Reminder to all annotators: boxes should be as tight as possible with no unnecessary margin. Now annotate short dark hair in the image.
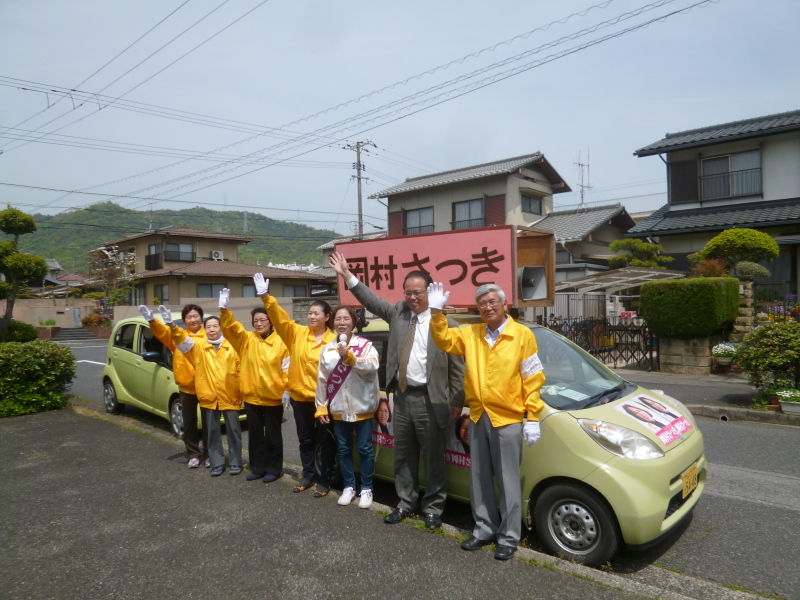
[310,299,333,329]
[181,304,204,321]
[455,414,470,444]
[332,305,358,325]
[203,315,220,326]
[250,307,268,319]
[404,270,432,288]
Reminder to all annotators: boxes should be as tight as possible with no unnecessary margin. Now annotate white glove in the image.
[219,288,230,310]
[253,273,270,296]
[523,421,541,446]
[138,305,154,322]
[426,282,450,311]
[282,391,291,410]
[157,305,173,325]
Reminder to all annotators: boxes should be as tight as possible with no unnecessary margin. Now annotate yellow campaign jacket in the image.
[171,327,242,411]
[149,318,206,395]
[430,314,546,427]
[262,295,335,401]
[220,308,289,406]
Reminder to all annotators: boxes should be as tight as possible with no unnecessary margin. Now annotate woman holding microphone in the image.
[254,273,337,497]
[315,305,380,509]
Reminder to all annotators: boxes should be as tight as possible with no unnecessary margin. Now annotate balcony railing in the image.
[700,167,762,200]
[452,218,485,230]
[144,253,163,271]
[403,225,435,235]
[164,251,196,262]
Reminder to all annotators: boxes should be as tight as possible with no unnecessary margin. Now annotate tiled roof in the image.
[532,204,633,242]
[635,109,800,156]
[137,260,326,280]
[308,266,337,278]
[104,225,253,246]
[370,152,570,197]
[626,198,800,236]
[56,272,87,282]
[46,258,63,271]
[316,231,387,251]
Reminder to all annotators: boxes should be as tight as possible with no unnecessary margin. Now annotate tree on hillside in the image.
[607,239,674,269]
[87,245,139,306]
[0,207,48,342]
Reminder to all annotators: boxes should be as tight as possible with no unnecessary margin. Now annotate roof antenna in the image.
[574,149,592,211]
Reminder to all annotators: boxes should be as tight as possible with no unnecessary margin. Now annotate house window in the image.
[145,244,162,270]
[242,284,256,298]
[153,284,169,304]
[521,194,542,215]
[404,207,434,235]
[165,243,195,262]
[452,199,484,230]
[197,283,225,298]
[701,150,761,200]
[283,285,306,297]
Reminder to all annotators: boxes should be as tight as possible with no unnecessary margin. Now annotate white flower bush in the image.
[712,342,738,357]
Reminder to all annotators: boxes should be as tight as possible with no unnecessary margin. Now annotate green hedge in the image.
[640,277,739,338]
[6,320,38,343]
[0,340,76,417]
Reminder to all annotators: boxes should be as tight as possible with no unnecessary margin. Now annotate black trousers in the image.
[291,399,337,487]
[180,392,208,460]
[244,402,283,477]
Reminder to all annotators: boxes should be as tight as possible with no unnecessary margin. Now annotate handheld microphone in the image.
[338,333,347,347]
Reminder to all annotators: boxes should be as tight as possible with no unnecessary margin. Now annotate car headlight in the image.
[578,419,664,460]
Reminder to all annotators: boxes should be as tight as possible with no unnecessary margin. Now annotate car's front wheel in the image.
[103,380,124,415]
[169,396,184,437]
[534,483,620,567]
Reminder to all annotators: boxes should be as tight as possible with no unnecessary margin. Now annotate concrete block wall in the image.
[659,335,724,375]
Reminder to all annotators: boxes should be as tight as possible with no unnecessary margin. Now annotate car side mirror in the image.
[142,351,162,363]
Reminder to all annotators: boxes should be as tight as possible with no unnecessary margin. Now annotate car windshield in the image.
[531,326,629,411]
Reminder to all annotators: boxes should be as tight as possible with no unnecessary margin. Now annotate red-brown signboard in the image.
[335,226,516,308]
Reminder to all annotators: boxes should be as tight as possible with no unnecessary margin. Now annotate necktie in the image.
[398,315,417,392]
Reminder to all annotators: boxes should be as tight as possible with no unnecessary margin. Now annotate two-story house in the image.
[629,109,800,297]
[100,226,326,305]
[371,152,635,277]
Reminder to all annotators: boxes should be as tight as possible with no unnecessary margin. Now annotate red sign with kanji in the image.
[335,226,516,308]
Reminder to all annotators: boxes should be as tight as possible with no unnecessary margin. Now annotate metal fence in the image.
[537,314,658,371]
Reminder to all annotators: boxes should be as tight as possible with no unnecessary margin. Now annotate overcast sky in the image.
[1,0,798,235]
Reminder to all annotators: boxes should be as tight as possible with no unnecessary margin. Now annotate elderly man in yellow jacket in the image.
[159,305,243,478]
[427,282,545,561]
[218,288,290,483]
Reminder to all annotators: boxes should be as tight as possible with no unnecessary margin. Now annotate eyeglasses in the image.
[404,290,426,298]
[252,318,270,325]
[477,299,502,310]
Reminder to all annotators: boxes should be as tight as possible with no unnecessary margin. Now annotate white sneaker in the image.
[188,458,201,468]
[358,489,373,509]
[204,458,211,468]
[338,487,356,506]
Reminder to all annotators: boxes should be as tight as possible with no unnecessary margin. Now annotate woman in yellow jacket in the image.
[218,288,290,483]
[158,305,243,478]
[138,303,208,468]
[253,273,337,496]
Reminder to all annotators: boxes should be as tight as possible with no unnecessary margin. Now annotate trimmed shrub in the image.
[736,321,800,388]
[6,320,37,343]
[0,340,75,417]
[640,277,739,338]
[697,228,779,268]
[82,292,104,299]
[81,313,105,327]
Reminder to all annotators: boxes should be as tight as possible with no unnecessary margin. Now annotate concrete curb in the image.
[688,404,800,426]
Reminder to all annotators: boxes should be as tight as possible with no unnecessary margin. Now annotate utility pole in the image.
[344,140,376,237]
[574,149,592,208]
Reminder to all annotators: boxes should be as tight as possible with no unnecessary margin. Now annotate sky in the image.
[1,0,798,236]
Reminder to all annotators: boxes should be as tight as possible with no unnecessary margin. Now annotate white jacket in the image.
[314,335,380,422]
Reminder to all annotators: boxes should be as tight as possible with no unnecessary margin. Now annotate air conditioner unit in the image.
[211,250,224,261]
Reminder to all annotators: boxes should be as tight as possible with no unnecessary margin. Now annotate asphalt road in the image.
[62,339,800,599]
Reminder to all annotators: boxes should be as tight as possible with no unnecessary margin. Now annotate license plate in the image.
[681,462,698,499]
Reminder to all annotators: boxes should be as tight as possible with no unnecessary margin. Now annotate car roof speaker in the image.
[518,265,546,301]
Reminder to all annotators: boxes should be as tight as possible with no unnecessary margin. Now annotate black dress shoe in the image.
[460,535,494,551]
[494,545,516,561]
[246,473,265,481]
[262,473,281,483]
[424,513,442,530]
[383,507,410,524]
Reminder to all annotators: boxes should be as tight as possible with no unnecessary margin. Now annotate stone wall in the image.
[660,335,724,375]
[730,280,754,343]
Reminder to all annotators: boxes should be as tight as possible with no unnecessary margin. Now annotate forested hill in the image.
[12,202,340,273]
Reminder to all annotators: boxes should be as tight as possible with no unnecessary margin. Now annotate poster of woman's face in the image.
[613,394,692,445]
[373,396,393,439]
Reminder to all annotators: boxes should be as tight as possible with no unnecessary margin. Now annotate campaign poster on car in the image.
[372,393,394,447]
[446,408,471,469]
[614,395,692,446]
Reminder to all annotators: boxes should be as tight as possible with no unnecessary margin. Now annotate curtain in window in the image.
[730,150,761,196]
[702,157,729,199]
